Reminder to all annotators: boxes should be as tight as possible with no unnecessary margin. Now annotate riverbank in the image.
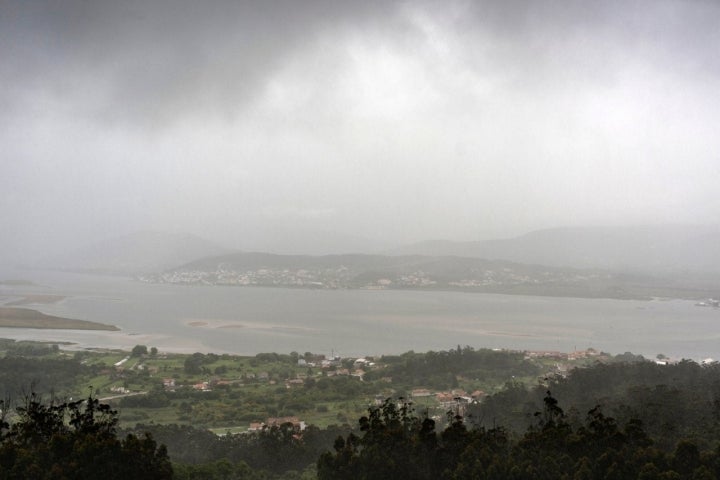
[2,269,719,360]
[3,294,67,306]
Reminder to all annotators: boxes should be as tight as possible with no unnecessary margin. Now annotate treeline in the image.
[0,355,89,399]
[0,338,62,357]
[473,360,720,449]
[8,386,720,479]
[365,346,540,390]
[129,422,347,479]
[8,354,720,478]
[156,358,720,479]
[319,394,720,479]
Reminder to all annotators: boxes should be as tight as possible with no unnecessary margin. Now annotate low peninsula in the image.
[0,307,119,331]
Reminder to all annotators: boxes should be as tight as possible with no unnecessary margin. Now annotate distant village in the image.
[103,346,663,434]
[138,265,605,290]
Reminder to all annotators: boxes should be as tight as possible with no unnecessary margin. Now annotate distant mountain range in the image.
[40,225,720,299]
[390,225,720,274]
[142,250,617,296]
[142,248,718,300]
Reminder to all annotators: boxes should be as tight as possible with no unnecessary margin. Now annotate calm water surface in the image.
[1,270,718,360]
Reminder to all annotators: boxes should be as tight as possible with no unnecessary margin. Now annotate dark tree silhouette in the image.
[0,394,172,479]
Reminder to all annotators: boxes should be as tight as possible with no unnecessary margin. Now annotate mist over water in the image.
[1,271,718,361]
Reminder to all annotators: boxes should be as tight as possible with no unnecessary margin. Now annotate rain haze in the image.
[6,4,720,472]
[2,0,719,265]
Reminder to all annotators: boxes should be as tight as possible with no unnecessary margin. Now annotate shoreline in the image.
[2,270,717,361]
[0,307,119,331]
[3,294,68,306]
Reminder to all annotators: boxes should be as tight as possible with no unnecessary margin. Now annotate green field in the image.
[0,339,602,433]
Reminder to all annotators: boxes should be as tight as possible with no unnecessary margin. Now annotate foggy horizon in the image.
[20,222,720,261]
[3,0,719,264]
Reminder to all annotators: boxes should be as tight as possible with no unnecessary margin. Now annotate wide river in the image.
[1,270,718,360]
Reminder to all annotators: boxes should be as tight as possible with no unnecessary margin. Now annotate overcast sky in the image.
[2,0,719,261]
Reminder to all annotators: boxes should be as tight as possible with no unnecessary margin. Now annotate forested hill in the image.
[142,251,719,300]
[141,358,720,479]
[6,344,720,478]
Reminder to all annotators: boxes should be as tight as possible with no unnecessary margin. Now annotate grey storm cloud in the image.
[1,0,719,263]
[5,0,715,126]
[2,0,401,126]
